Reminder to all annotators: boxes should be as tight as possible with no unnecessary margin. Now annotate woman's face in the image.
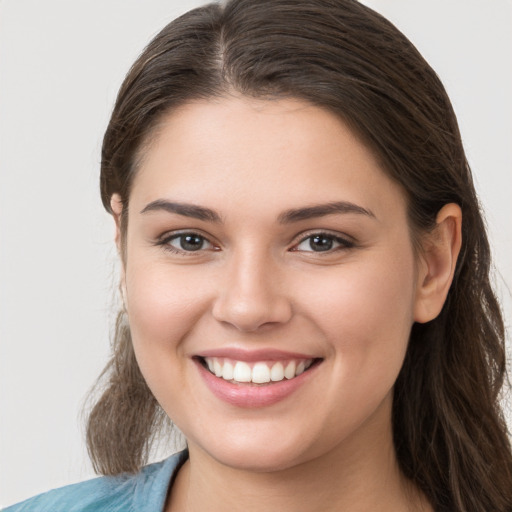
[120,97,425,472]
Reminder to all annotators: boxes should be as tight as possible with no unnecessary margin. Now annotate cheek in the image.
[300,247,417,371]
[123,255,210,363]
[296,250,417,438]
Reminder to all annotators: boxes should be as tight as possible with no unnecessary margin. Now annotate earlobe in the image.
[413,203,462,323]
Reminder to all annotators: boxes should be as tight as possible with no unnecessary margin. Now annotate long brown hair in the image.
[87,1,512,510]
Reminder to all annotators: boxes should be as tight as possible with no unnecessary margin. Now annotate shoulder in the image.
[3,451,188,512]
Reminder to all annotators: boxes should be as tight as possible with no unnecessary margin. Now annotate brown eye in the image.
[308,235,335,252]
[166,233,213,252]
[294,233,353,253]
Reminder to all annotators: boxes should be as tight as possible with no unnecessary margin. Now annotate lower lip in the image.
[195,359,319,408]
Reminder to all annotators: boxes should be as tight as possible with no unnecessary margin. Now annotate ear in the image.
[414,203,462,323]
[110,194,128,308]
[110,193,123,252]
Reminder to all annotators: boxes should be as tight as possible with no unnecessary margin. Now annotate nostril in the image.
[212,291,293,332]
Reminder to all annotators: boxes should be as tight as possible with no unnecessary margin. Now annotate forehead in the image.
[130,97,407,222]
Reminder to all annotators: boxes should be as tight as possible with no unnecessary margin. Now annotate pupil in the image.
[310,235,333,251]
[181,235,203,251]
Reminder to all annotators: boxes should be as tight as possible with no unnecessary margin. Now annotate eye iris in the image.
[180,234,204,251]
[310,235,333,251]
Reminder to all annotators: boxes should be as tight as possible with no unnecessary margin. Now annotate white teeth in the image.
[233,361,252,382]
[284,361,296,379]
[222,361,234,380]
[213,359,223,377]
[252,363,271,383]
[203,357,315,384]
[270,362,284,381]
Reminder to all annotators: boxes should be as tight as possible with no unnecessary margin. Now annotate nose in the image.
[211,250,293,332]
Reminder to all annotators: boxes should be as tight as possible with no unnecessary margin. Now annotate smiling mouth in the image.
[196,356,322,385]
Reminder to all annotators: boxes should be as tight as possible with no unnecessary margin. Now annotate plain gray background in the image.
[1,0,511,506]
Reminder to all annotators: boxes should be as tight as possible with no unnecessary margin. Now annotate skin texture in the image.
[111,97,461,511]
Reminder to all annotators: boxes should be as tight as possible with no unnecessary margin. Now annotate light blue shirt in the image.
[3,450,187,512]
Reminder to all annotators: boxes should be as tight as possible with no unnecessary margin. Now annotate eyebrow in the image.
[277,201,375,223]
[140,199,375,224]
[140,199,222,223]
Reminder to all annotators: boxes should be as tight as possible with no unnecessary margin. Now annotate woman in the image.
[4,0,511,510]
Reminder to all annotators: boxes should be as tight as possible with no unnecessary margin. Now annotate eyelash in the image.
[293,232,355,253]
[156,231,218,255]
[155,231,355,255]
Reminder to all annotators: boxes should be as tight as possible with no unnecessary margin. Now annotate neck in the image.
[166,398,430,512]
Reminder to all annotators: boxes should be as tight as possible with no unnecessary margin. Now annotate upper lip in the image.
[196,348,319,362]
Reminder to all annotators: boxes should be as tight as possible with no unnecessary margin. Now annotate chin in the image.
[216,447,304,473]
[193,430,321,473]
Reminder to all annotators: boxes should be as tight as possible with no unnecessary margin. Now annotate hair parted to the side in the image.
[87,0,512,510]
